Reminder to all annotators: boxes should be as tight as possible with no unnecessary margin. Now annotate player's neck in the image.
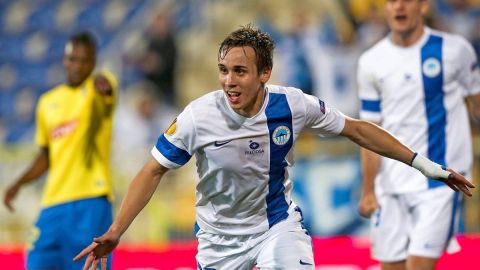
[391,25,424,47]
[235,86,267,118]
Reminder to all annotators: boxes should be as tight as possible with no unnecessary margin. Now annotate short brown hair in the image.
[219,24,275,73]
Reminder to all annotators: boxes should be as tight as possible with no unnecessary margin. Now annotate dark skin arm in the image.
[73,158,169,270]
[3,147,49,212]
[93,74,114,117]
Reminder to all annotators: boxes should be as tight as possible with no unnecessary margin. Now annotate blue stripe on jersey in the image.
[265,93,292,228]
[361,99,381,112]
[421,35,447,188]
[155,134,191,166]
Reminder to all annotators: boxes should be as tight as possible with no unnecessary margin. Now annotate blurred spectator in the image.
[435,0,480,40]
[472,18,480,58]
[276,11,316,95]
[355,3,389,49]
[134,11,178,105]
[113,82,178,172]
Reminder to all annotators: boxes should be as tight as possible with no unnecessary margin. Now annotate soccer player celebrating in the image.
[75,24,473,270]
[3,32,117,270]
[357,0,480,270]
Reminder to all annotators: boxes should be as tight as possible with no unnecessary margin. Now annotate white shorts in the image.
[370,186,461,262]
[196,209,314,270]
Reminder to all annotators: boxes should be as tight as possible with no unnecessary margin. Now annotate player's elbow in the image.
[340,118,366,144]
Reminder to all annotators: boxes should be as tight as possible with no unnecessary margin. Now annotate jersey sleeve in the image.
[303,93,346,137]
[456,37,480,97]
[34,97,48,147]
[357,55,382,122]
[151,105,194,169]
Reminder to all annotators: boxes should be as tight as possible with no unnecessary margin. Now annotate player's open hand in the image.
[358,192,380,218]
[73,231,119,270]
[93,74,113,96]
[442,169,475,197]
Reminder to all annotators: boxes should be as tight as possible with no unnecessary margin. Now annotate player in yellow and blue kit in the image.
[3,32,117,270]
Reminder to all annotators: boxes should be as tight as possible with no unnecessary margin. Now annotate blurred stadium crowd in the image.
[1,0,480,245]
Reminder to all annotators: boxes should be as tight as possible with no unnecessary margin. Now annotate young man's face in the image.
[385,0,428,37]
[218,46,271,117]
[63,42,95,87]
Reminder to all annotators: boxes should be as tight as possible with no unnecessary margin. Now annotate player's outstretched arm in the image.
[341,117,475,196]
[3,148,49,212]
[73,158,169,269]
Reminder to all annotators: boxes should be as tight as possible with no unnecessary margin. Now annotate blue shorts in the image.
[26,196,113,270]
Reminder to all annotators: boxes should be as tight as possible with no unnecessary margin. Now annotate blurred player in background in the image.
[357,0,480,270]
[3,31,117,270]
[75,24,472,270]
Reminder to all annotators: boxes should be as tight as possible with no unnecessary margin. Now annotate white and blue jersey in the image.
[358,27,480,194]
[152,85,345,235]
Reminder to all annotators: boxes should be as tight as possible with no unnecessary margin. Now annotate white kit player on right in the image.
[357,1,480,270]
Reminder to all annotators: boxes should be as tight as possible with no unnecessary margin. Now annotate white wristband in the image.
[411,153,450,179]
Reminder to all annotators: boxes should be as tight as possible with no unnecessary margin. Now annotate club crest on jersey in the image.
[422,57,441,78]
[272,125,291,145]
[165,118,177,135]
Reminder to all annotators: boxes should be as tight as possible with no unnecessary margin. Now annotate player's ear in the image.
[420,0,429,16]
[260,67,272,84]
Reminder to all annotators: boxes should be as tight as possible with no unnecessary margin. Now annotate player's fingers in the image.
[101,256,107,270]
[444,179,459,192]
[82,253,95,270]
[358,204,375,218]
[359,210,373,218]
[448,170,475,188]
[91,257,100,270]
[457,184,472,197]
[74,242,98,261]
[93,235,111,244]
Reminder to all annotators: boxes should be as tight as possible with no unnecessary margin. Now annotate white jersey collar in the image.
[223,86,270,125]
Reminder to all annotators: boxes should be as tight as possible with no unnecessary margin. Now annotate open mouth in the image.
[226,91,241,104]
[395,15,407,23]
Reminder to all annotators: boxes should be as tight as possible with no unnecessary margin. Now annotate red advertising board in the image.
[1,235,478,270]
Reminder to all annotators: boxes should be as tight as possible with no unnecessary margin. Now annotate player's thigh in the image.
[26,207,63,270]
[371,194,410,262]
[196,230,257,270]
[380,261,407,270]
[64,197,113,270]
[406,255,437,270]
[408,187,458,259]
[256,228,314,270]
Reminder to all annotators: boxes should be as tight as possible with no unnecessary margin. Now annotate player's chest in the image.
[374,52,457,100]
[43,93,88,129]
[199,123,293,169]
